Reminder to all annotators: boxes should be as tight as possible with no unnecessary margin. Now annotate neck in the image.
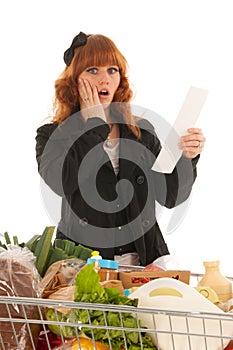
[104,107,111,122]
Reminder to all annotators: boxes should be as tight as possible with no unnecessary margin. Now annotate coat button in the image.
[79,217,88,226]
[136,175,145,184]
[142,219,150,228]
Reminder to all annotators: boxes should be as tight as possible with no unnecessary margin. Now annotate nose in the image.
[99,71,110,85]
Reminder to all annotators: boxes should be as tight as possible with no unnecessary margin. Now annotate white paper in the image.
[152,86,208,173]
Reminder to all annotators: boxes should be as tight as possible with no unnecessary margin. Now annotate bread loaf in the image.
[0,248,42,349]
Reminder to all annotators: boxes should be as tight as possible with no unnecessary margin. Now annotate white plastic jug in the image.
[129,277,233,350]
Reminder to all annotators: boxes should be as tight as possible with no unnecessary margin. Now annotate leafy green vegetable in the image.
[0,230,93,277]
[46,308,76,338]
[46,264,157,349]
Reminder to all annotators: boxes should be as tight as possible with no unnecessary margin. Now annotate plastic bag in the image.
[151,254,183,270]
[0,245,42,349]
[41,258,85,298]
[0,244,42,295]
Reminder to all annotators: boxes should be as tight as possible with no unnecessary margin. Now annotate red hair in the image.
[52,34,140,138]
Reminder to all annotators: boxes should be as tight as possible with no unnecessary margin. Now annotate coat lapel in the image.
[118,124,145,180]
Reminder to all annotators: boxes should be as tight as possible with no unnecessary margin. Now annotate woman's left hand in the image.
[179,128,206,159]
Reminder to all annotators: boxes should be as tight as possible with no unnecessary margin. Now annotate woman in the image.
[35,32,206,266]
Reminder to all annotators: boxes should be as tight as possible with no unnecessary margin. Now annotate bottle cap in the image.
[91,251,102,259]
[87,258,118,270]
[203,260,220,267]
[124,289,131,296]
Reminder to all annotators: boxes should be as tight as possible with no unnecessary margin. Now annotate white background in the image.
[0,0,232,275]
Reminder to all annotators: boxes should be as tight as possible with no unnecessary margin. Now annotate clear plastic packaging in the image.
[0,245,42,298]
[0,245,42,349]
[152,254,183,270]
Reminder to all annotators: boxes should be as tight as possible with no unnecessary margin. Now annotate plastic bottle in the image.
[88,251,102,273]
[197,260,232,302]
[87,253,118,281]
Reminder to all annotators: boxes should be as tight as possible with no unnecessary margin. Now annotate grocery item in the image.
[119,269,190,289]
[198,260,232,302]
[71,337,110,349]
[129,277,233,350]
[87,250,103,273]
[195,286,220,304]
[151,254,182,270]
[0,245,42,349]
[41,258,86,298]
[101,279,124,295]
[36,330,69,350]
[51,337,110,350]
[97,260,118,281]
[0,227,93,277]
[45,264,156,349]
[87,254,118,281]
[144,262,165,271]
[34,226,55,276]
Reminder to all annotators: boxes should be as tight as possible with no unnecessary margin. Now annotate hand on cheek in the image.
[78,79,106,122]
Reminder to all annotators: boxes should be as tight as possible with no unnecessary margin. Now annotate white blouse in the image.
[103,139,120,175]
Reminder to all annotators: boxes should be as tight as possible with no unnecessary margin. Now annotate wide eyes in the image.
[87,67,98,74]
[108,67,119,74]
[86,67,119,75]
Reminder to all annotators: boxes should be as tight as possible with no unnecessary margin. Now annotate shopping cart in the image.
[1,291,233,350]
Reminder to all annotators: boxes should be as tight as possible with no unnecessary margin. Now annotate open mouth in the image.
[98,89,109,96]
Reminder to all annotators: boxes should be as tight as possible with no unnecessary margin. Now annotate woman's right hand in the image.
[78,78,106,122]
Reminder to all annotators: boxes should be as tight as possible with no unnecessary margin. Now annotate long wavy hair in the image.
[51,34,140,138]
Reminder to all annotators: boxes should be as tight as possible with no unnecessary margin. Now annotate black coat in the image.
[35,113,199,265]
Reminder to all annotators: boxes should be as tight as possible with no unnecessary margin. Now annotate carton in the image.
[119,270,190,289]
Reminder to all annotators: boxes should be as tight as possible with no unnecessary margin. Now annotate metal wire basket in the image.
[1,294,233,350]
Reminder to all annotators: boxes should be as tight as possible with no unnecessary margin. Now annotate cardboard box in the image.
[119,270,190,289]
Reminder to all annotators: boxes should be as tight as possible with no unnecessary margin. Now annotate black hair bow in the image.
[63,31,88,66]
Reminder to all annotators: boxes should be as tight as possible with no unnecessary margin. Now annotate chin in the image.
[101,101,111,109]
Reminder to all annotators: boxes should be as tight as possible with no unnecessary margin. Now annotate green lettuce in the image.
[46,263,157,349]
